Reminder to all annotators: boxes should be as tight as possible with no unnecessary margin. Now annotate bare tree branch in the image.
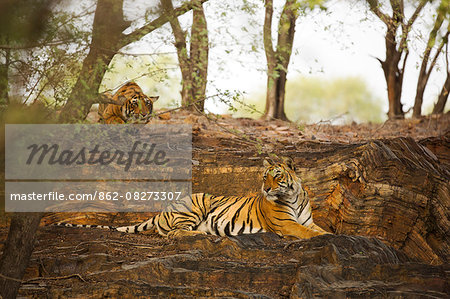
[366,0,390,25]
[399,0,427,52]
[160,0,190,77]
[95,92,127,105]
[119,0,209,49]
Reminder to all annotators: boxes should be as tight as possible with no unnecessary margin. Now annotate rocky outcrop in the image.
[193,137,449,265]
[29,134,449,297]
[19,229,448,298]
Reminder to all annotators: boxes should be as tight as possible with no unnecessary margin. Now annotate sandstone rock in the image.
[19,229,449,298]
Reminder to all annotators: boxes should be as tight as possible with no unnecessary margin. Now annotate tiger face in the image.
[99,82,159,124]
[121,93,158,124]
[262,158,301,201]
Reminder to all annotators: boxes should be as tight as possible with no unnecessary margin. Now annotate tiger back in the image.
[98,82,159,124]
[116,158,329,239]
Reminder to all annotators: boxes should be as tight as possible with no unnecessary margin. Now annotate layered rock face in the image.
[19,229,448,298]
[27,135,448,297]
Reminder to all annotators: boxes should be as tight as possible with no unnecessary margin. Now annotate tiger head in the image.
[122,94,159,124]
[262,157,302,201]
[116,82,159,124]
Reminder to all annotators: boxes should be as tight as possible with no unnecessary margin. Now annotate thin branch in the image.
[427,33,448,79]
[0,273,23,283]
[74,240,159,250]
[115,51,176,57]
[96,92,125,105]
[399,0,427,52]
[152,92,222,117]
[366,0,390,25]
[99,67,178,94]
[25,274,86,283]
[0,40,77,50]
[406,0,428,29]
[160,0,190,77]
[119,0,209,49]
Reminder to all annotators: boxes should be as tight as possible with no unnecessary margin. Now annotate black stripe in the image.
[224,222,231,236]
[238,224,245,235]
[213,223,220,236]
[231,200,246,232]
[273,216,296,222]
[301,214,312,226]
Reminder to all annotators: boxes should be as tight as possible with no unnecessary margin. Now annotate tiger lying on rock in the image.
[56,158,329,239]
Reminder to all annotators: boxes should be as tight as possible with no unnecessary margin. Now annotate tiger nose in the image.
[264,175,273,192]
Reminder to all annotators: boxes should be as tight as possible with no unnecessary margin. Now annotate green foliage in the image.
[0,0,53,44]
[1,1,94,110]
[299,0,327,11]
[285,76,384,123]
[235,76,385,124]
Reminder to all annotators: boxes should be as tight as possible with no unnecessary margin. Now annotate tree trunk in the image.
[0,213,43,299]
[413,2,446,118]
[433,73,449,114]
[188,4,208,112]
[433,27,450,115]
[59,0,209,123]
[262,0,297,121]
[367,0,427,119]
[413,73,427,118]
[59,0,129,123]
[0,47,10,106]
[382,23,405,119]
[162,0,208,113]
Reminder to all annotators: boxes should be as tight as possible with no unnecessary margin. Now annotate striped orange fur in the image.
[117,158,329,239]
[98,82,158,124]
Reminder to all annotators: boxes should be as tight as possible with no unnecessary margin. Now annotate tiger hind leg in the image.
[307,222,330,234]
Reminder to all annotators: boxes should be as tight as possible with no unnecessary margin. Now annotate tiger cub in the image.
[115,158,329,239]
[98,82,159,124]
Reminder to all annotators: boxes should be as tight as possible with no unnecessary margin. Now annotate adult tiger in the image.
[98,82,159,124]
[114,158,329,239]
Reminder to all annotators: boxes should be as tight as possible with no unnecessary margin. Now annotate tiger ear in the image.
[263,159,273,168]
[115,95,127,105]
[149,96,159,102]
[282,157,296,171]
